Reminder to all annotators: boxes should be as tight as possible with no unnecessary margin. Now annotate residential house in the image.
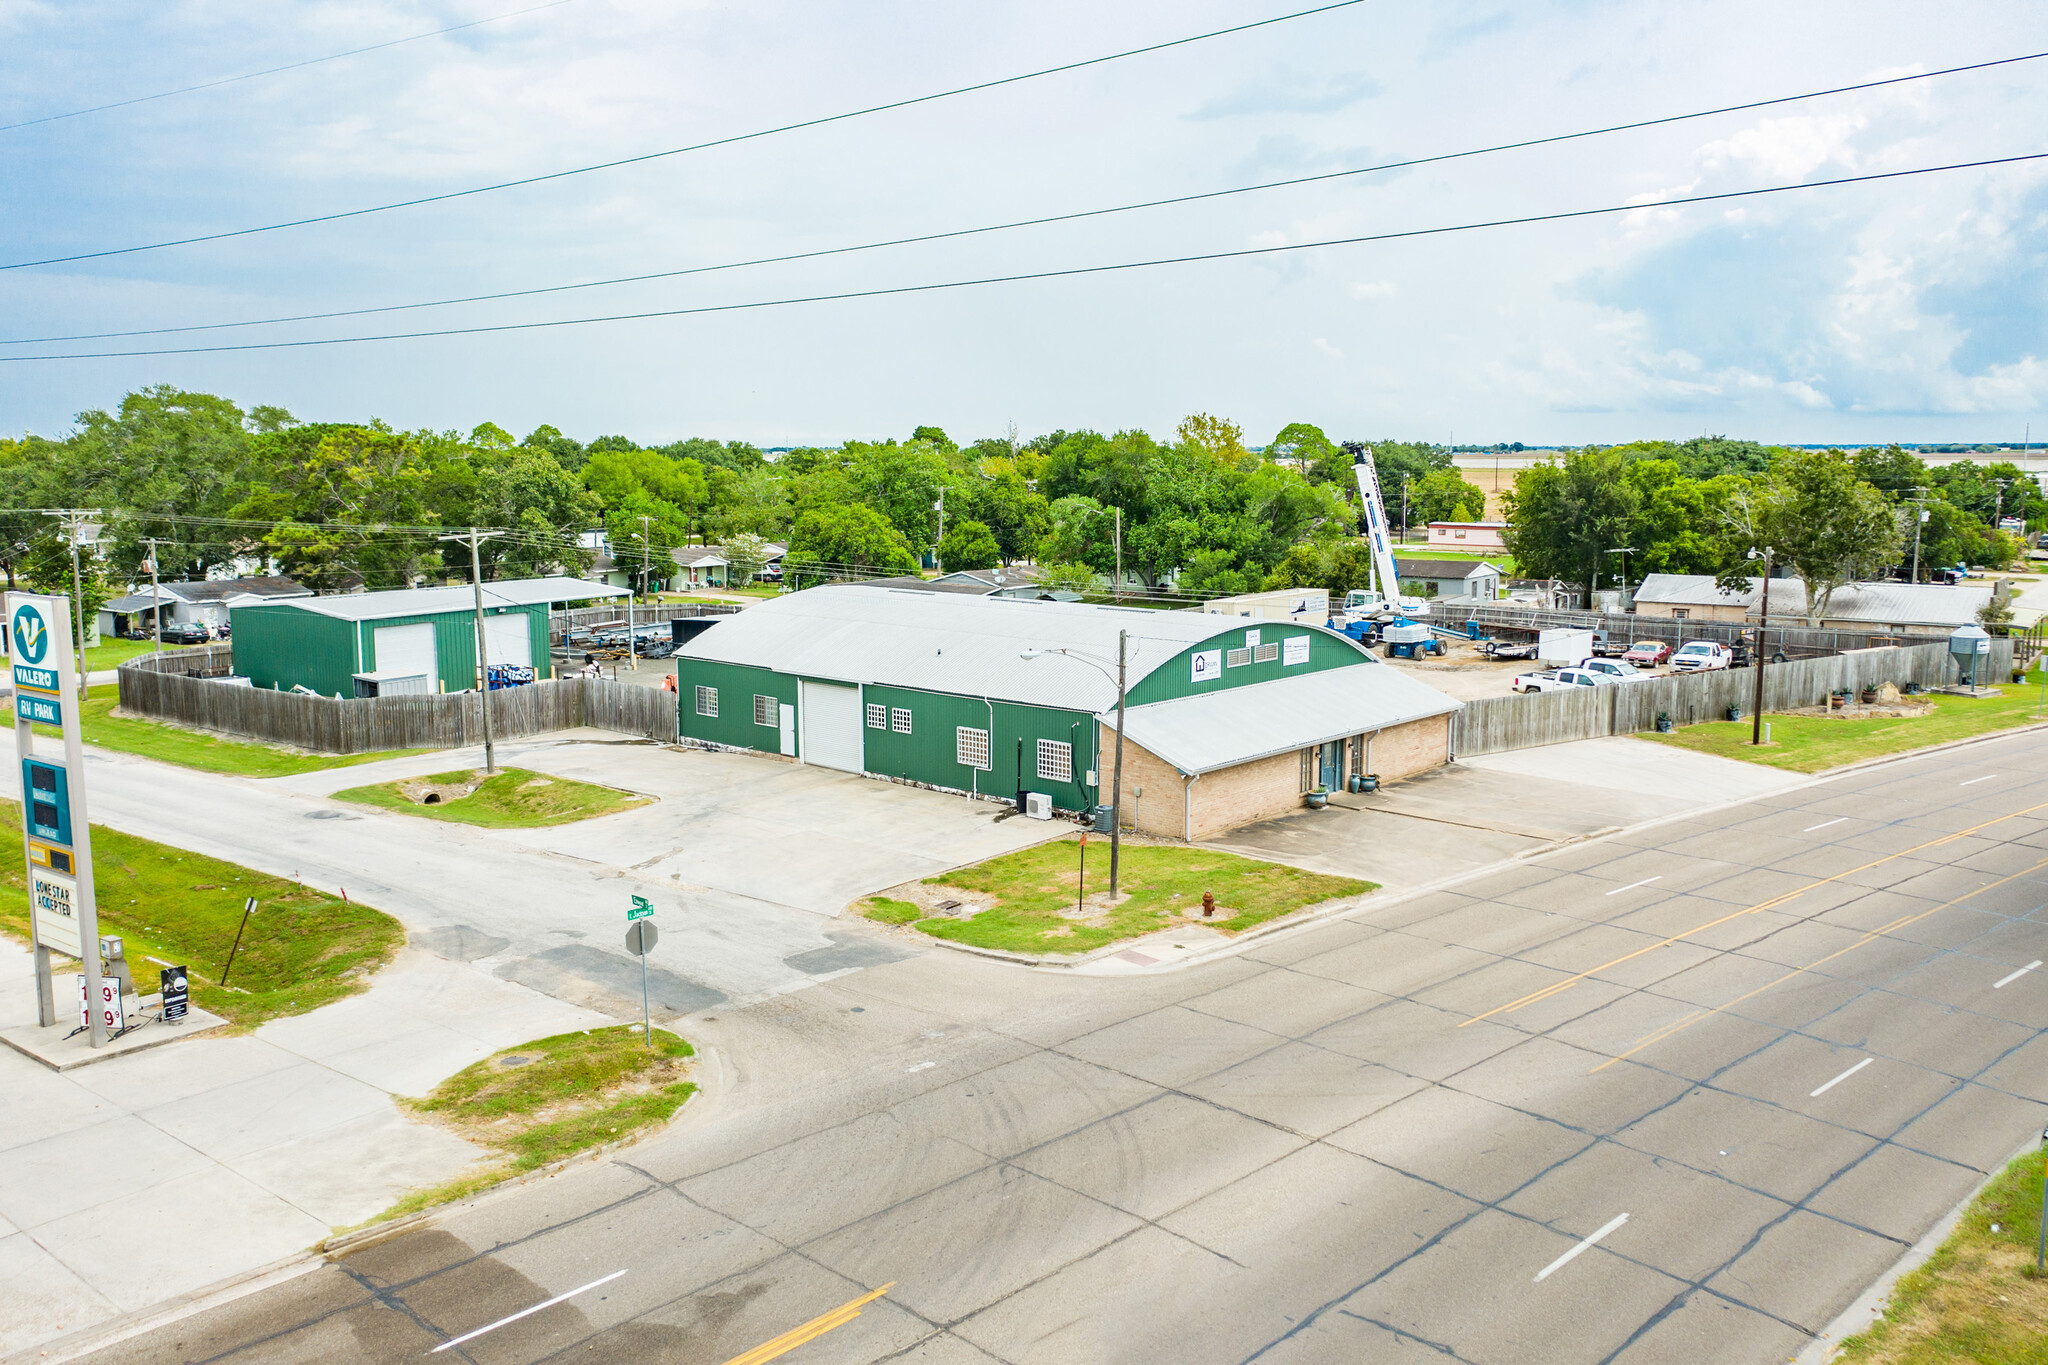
[98,576,312,639]
[1632,573,1992,632]
[1393,559,1503,602]
[1425,521,1509,551]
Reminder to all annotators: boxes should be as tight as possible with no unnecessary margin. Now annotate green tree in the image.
[938,519,1000,572]
[21,534,112,643]
[1267,422,1337,477]
[1501,449,1640,597]
[1176,413,1250,466]
[971,469,1050,564]
[722,531,772,584]
[1409,468,1487,526]
[1726,449,1903,621]
[1851,444,1929,501]
[787,504,919,584]
[1039,495,1116,574]
[1036,562,1101,594]
[603,496,686,595]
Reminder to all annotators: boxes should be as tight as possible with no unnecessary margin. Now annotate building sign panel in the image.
[1190,649,1223,683]
[33,866,82,958]
[15,693,60,725]
[1283,635,1311,667]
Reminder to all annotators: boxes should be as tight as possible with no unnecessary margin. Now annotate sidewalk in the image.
[0,943,609,1356]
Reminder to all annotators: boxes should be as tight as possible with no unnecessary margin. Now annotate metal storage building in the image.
[230,577,626,697]
[674,585,1461,840]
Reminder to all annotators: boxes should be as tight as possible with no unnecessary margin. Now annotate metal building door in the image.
[798,680,863,771]
[778,703,796,756]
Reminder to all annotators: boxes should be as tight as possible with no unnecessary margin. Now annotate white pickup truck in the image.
[1510,665,1616,693]
[1669,640,1733,673]
[1570,657,1648,683]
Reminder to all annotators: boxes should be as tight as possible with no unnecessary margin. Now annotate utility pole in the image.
[634,514,651,672]
[1910,486,1929,582]
[1400,476,1411,545]
[439,528,504,774]
[45,511,101,699]
[1751,547,1773,746]
[934,487,945,567]
[1113,507,1123,603]
[139,537,167,663]
[1111,630,1127,896]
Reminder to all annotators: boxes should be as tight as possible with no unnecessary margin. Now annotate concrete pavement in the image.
[43,725,2048,1364]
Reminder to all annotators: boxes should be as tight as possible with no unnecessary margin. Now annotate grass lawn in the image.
[82,639,207,672]
[36,685,427,778]
[1637,685,2048,773]
[382,1025,695,1220]
[860,837,1373,955]
[1835,1145,2048,1363]
[0,798,403,1029]
[332,766,650,827]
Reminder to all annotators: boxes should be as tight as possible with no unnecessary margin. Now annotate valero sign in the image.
[11,601,59,696]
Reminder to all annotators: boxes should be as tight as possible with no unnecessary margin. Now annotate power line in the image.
[9,152,2038,363]
[11,49,2038,347]
[0,0,579,134]
[0,0,1372,272]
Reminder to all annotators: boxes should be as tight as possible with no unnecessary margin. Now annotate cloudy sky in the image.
[0,0,2043,449]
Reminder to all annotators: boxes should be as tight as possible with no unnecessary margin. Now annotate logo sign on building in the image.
[1190,649,1222,683]
[1283,635,1311,667]
[10,601,58,695]
[160,965,190,1023]
[31,866,81,958]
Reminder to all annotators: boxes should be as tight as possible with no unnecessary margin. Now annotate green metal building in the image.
[674,584,1461,839]
[230,577,625,697]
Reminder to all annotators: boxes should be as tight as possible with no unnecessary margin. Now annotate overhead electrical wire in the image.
[0,0,1373,272]
[7,152,2038,363]
[0,0,580,134]
[9,50,2039,348]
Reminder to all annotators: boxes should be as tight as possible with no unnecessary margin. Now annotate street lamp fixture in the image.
[1020,631,1128,893]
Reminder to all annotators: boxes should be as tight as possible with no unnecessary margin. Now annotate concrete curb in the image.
[1793,1135,2036,1365]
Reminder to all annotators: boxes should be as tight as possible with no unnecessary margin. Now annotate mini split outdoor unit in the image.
[1023,792,1054,821]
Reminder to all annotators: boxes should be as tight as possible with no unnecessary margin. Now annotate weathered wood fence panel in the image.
[582,678,680,743]
[1437,603,1946,660]
[1452,640,2012,758]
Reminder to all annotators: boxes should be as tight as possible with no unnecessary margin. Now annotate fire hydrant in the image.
[1201,891,1216,919]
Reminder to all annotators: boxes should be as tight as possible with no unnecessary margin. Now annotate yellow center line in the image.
[1459,800,2048,1028]
[1589,855,2048,1072]
[719,1283,896,1365]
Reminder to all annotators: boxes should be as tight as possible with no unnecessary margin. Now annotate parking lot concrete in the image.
[56,726,2048,1365]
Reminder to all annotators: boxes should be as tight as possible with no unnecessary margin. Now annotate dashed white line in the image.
[1993,961,2043,989]
[1803,818,1848,833]
[1961,775,1998,786]
[1534,1212,1628,1282]
[1605,877,1662,897]
[431,1270,626,1352]
[1810,1058,1874,1097]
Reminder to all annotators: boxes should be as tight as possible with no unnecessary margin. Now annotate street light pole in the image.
[1910,486,1929,582]
[45,510,101,699]
[1751,547,1773,746]
[439,527,504,774]
[634,514,651,672]
[1111,629,1126,896]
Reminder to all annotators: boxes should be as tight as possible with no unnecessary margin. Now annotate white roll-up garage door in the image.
[799,680,864,772]
[483,613,533,667]
[372,623,437,681]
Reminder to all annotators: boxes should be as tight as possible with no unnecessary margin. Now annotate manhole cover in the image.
[497,1055,535,1068]
[937,900,962,912]
[305,810,345,820]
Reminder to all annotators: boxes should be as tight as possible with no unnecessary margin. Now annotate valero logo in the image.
[11,604,48,665]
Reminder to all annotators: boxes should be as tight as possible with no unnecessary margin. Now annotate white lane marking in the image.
[1534,1212,1628,1282]
[1810,1058,1874,1097]
[1994,961,2043,989]
[432,1270,626,1352]
[906,1061,935,1073]
[1605,877,1662,897]
[1803,818,1848,833]
[1961,775,1997,786]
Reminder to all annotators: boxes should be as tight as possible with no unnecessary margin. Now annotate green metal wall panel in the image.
[859,683,1097,811]
[1125,623,1368,707]
[674,658,799,752]
[356,603,550,693]
[228,604,356,694]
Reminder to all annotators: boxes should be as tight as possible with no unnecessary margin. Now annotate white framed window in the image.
[753,694,776,726]
[1672,608,1690,620]
[695,685,718,717]
[891,707,913,734]
[1226,647,1252,668]
[1036,738,1073,782]
[866,702,887,729]
[957,726,991,771]
[1253,642,1280,663]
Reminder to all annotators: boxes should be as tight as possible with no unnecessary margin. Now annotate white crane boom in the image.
[1351,450,1404,604]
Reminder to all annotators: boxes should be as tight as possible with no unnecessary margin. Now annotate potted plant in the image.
[1304,786,1330,810]
[1655,712,1673,733]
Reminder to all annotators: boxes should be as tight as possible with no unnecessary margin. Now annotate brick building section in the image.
[1102,712,1453,842]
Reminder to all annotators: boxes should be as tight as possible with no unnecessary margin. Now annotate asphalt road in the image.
[64,730,2048,1365]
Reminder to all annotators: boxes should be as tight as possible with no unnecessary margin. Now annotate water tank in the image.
[1948,624,1991,687]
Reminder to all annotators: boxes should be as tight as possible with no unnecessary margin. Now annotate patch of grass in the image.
[372,1026,697,1223]
[1835,1145,2048,1363]
[83,639,205,672]
[0,798,403,1029]
[862,838,1373,956]
[1637,685,2048,773]
[332,767,650,827]
[38,685,428,777]
[863,896,923,925]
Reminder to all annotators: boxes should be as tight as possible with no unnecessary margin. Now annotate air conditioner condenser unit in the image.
[1023,792,1054,820]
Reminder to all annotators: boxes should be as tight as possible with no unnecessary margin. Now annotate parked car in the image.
[157,621,211,645]
[1571,657,1649,683]
[1622,640,1672,668]
[1669,640,1732,673]
[1511,666,1616,693]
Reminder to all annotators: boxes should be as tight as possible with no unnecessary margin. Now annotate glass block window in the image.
[695,685,718,717]
[891,707,913,734]
[1036,738,1073,782]
[1253,642,1280,663]
[957,726,991,771]
[754,694,776,726]
[866,703,887,729]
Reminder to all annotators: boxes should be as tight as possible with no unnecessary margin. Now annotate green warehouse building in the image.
[674,584,1461,841]
[230,577,625,697]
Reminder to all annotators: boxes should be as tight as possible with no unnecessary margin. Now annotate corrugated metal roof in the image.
[1631,573,1762,607]
[675,584,1267,712]
[239,576,627,622]
[1107,663,1461,774]
[1632,573,1988,626]
[1394,558,1499,581]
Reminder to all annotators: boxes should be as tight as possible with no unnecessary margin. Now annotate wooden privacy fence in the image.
[117,666,678,753]
[1437,603,1946,660]
[1452,639,2013,758]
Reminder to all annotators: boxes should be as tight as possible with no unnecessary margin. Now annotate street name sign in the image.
[627,895,654,922]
